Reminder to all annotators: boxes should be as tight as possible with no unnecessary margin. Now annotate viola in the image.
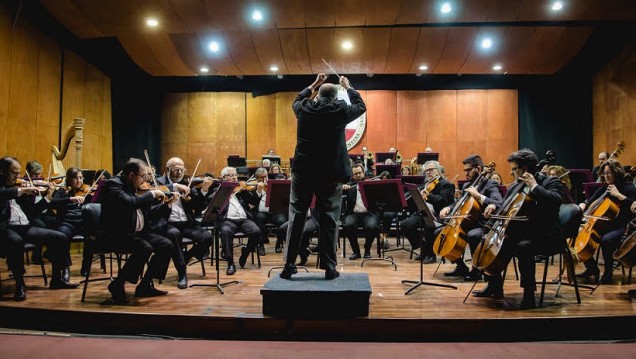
[572,189,620,262]
[473,181,533,276]
[13,178,50,193]
[73,183,95,197]
[433,169,489,262]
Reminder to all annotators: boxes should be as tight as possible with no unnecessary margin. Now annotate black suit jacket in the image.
[99,176,170,235]
[155,174,206,222]
[585,181,636,231]
[426,179,456,215]
[291,87,366,178]
[342,182,378,217]
[1,186,50,230]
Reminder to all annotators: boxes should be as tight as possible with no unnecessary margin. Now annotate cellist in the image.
[576,159,636,284]
[473,149,564,310]
[438,155,503,280]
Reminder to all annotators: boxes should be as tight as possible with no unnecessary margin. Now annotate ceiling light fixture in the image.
[419,65,428,71]
[551,1,564,11]
[146,18,158,27]
[481,38,493,49]
[252,10,263,21]
[199,67,209,73]
[492,64,503,71]
[270,65,279,72]
[209,41,220,53]
[440,2,452,14]
[342,40,353,50]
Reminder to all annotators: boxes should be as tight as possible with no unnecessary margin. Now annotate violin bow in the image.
[187,159,202,188]
[143,149,160,189]
[83,169,106,198]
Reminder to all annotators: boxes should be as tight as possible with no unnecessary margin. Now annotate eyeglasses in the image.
[8,171,20,176]
[224,173,238,178]
[423,168,436,173]
[136,173,150,179]
[463,168,474,173]
[169,167,186,173]
[510,166,520,171]
[602,171,614,176]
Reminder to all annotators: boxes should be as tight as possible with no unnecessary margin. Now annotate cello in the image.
[473,182,532,276]
[433,163,493,262]
[572,190,620,262]
[613,219,636,268]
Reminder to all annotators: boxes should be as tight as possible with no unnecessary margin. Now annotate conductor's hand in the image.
[340,76,351,89]
[311,73,327,90]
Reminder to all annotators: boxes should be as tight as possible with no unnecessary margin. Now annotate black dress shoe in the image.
[239,247,250,268]
[298,248,310,266]
[423,255,437,264]
[600,272,613,284]
[472,284,504,299]
[107,281,128,304]
[14,284,26,301]
[50,278,80,289]
[177,274,188,289]
[62,267,71,283]
[349,252,361,260]
[275,245,283,253]
[226,264,237,275]
[258,244,266,256]
[325,269,340,280]
[444,265,469,277]
[363,251,372,259]
[576,266,600,281]
[519,293,537,310]
[464,268,483,281]
[135,284,168,298]
[280,264,298,279]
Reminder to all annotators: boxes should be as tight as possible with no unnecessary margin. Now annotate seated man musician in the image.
[207,166,261,276]
[437,155,503,280]
[154,157,213,289]
[251,167,288,255]
[0,157,78,301]
[100,158,174,304]
[577,159,636,284]
[400,160,455,263]
[342,163,380,260]
[473,149,564,310]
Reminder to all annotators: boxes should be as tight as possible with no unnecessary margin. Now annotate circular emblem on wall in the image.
[338,87,366,150]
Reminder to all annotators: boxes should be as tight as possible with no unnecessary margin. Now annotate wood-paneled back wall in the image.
[161,89,518,182]
[0,5,112,174]
[593,42,636,168]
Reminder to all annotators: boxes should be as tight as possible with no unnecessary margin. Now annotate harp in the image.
[51,118,85,175]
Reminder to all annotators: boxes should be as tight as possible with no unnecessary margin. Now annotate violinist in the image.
[23,160,56,264]
[399,161,455,263]
[250,167,288,255]
[269,164,286,179]
[205,166,261,276]
[49,167,92,282]
[154,157,213,289]
[576,159,636,284]
[473,149,564,310]
[342,164,380,260]
[438,155,503,280]
[0,156,78,301]
[100,158,174,304]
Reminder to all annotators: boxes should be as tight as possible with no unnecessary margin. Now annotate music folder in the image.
[403,183,435,228]
[265,179,291,214]
[201,181,238,223]
[358,179,406,213]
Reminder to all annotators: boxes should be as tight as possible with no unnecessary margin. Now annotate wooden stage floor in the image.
[1,240,635,342]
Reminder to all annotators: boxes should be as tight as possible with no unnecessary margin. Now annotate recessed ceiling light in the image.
[492,64,503,71]
[419,64,428,71]
[252,10,263,21]
[209,41,220,53]
[481,38,493,49]
[270,65,279,72]
[551,1,564,11]
[199,67,209,73]
[146,18,158,27]
[342,40,353,50]
[440,2,452,14]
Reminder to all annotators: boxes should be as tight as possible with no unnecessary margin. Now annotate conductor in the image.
[280,73,367,280]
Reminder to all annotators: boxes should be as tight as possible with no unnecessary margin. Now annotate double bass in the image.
[433,164,493,262]
[473,182,532,276]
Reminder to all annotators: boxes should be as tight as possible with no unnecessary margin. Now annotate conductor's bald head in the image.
[318,83,338,100]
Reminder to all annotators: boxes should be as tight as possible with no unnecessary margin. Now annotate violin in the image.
[473,180,533,276]
[73,183,95,197]
[13,178,50,194]
[420,176,440,201]
[433,168,489,262]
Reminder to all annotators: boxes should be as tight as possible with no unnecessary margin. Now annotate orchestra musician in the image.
[100,158,174,304]
[438,155,503,280]
[362,146,374,176]
[207,166,261,276]
[399,160,455,263]
[154,157,213,289]
[548,165,575,204]
[342,164,380,260]
[24,160,56,264]
[473,149,564,310]
[0,156,78,301]
[577,159,636,284]
[280,73,366,280]
[401,166,412,176]
[269,164,286,179]
[49,167,92,282]
[592,151,609,181]
[250,167,288,255]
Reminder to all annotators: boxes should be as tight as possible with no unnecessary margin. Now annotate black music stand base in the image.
[189,228,240,294]
[362,255,397,271]
[401,226,456,295]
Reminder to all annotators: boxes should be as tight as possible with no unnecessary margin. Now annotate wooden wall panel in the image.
[593,42,636,168]
[246,94,276,160]
[215,92,246,174]
[485,90,519,182]
[275,92,298,166]
[0,6,113,174]
[366,90,397,155]
[396,91,425,161]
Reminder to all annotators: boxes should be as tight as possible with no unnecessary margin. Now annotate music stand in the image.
[401,183,457,294]
[265,179,291,214]
[357,179,406,270]
[375,152,396,164]
[262,155,281,165]
[417,152,439,165]
[192,181,239,294]
[568,169,593,203]
[227,156,246,167]
[375,164,401,178]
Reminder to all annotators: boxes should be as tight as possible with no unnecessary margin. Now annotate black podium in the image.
[358,179,406,270]
[192,181,239,294]
[401,183,457,294]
